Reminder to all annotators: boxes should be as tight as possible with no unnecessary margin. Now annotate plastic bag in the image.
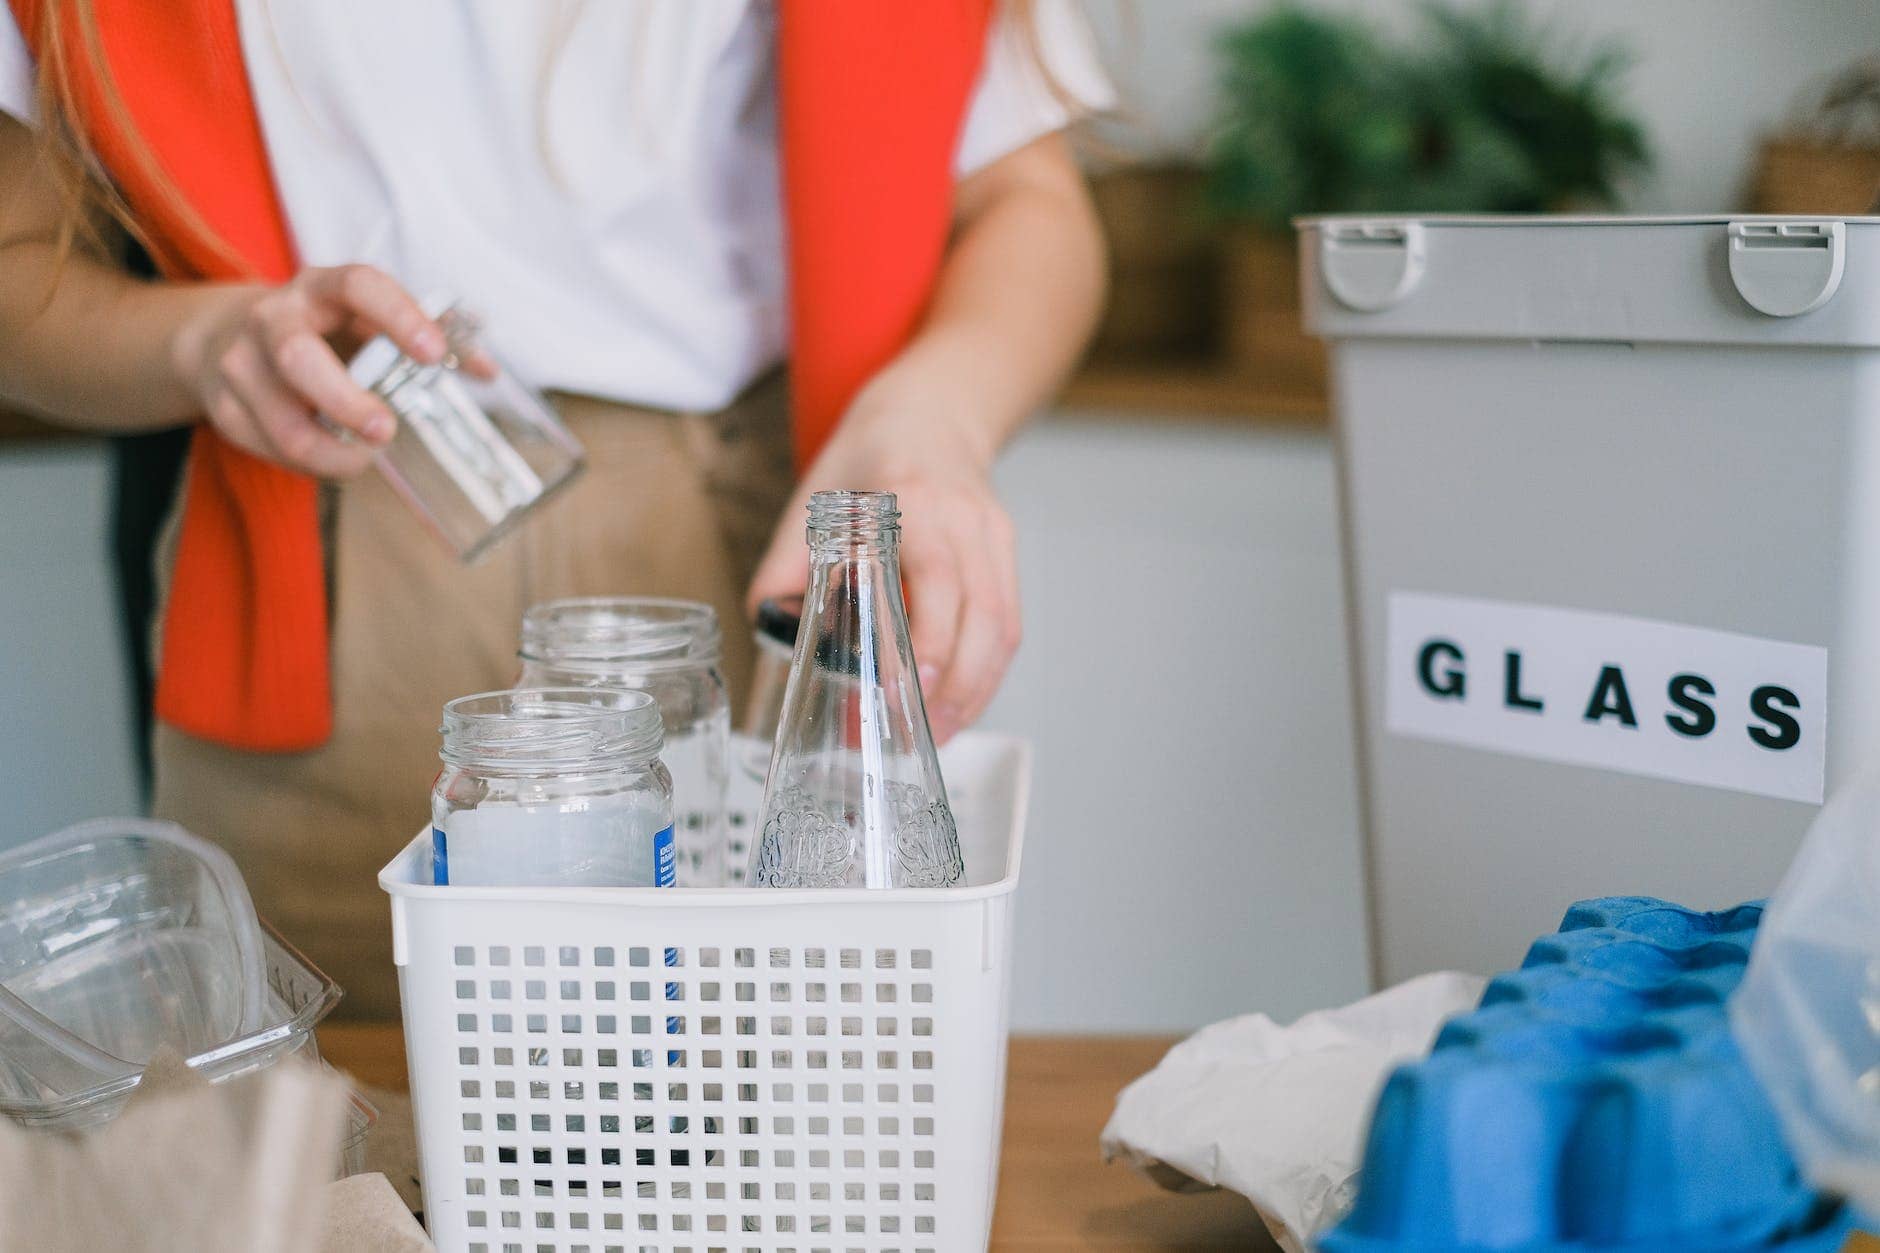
[1732,772,1880,1213]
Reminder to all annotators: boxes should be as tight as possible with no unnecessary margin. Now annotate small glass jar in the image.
[351,304,585,563]
[518,598,732,887]
[431,687,672,888]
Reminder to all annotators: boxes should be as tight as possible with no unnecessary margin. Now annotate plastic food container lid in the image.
[0,819,342,1130]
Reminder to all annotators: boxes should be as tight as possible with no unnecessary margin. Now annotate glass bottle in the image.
[751,491,963,889]
[517,597,730,887]
[431,687,672,887]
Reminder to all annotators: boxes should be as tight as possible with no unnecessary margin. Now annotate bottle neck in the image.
[805,490,900,560]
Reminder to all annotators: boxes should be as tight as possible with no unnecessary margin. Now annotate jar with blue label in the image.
[431,688,673,888]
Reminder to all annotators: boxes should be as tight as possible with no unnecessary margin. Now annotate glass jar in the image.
[431,687,672,888]
[350,304,585,563]
[517,598,731,887]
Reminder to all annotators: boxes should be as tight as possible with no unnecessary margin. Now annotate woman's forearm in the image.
[0,239,240,430]
[3,117,441,475]
[842,131,1106,463]
[0,117,224,430]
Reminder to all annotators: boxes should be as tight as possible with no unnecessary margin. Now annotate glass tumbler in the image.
[518,598,732,887]
[350,305,585,562]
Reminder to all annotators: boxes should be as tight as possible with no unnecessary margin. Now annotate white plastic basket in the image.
[381,731,1030,1253]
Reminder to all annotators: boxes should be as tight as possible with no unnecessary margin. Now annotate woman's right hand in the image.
[168,264,445,478]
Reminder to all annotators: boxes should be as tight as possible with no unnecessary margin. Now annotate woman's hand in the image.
[747,398,1022,745]
[167,265,445,479]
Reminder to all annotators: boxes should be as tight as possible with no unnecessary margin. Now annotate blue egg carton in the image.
[1320,897,1852,1253]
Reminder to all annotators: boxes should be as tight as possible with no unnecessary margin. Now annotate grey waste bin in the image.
[1302,215,1880,982]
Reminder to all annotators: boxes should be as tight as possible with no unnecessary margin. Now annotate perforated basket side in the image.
[397,891,1012,1251]
[384,731,1029,1253]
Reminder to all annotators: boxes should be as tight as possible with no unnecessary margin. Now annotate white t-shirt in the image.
[0,2,1109,411]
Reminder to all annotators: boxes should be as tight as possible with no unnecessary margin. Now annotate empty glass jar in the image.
[351,304,585,562]
[432,687,672,888]
[751,491,963,889]
[518,598,732,887]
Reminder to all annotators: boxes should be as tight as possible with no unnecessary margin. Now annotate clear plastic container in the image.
[432,687,674,888]
[351,305,585,562]
[0,819,348,1134]
[519,597,732,887]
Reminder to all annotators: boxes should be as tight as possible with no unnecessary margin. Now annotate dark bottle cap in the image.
[755,596,802,649]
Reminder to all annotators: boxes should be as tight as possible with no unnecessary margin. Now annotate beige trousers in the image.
[152,376,793,1020]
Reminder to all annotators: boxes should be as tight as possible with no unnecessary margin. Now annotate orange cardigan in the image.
[13,0,991,751]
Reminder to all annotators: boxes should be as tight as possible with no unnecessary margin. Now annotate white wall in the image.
[1089,0,1880,213]
[985,415,1370,1031]
[0,443,140,840]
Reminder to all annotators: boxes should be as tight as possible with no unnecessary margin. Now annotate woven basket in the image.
[1749,56,1880,215]
[1747,137,1880,215]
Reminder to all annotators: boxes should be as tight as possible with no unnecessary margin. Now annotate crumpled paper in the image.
[0,1049,435,1252]
[1101,971,1486,1253]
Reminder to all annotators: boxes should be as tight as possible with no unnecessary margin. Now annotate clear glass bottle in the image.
[517,598,731,887]
[431,687,672,888]
[751,491,963,889]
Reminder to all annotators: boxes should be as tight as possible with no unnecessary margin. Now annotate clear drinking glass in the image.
[751,491,963,889]
[351,305,585,563]
[517,598,731,887]
[431,688,672,888]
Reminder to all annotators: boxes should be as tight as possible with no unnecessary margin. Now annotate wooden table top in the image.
[321,1024,1880,1252]
[318,1026,1272,1250]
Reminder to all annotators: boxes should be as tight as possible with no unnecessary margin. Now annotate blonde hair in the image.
[24,0,248,274]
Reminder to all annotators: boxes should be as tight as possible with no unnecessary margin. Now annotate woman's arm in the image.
[748,130,1106,741]
[0,114,438,475]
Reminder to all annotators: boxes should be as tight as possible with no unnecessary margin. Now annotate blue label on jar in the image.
[432,827,449,886]
[654,824,675,888]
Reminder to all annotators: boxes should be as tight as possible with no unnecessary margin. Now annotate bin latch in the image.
[1319,222,1427,312]
[1727,221,1845,317]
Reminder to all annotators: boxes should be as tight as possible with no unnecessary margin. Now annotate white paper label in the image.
[1385,592,1827,803]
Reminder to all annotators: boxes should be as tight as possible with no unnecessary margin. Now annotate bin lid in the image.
[1298,214,1880,348]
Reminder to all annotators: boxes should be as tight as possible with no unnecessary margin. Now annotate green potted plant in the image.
[1204,2,1650,389]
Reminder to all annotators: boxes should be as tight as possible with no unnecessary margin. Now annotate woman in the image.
[0,1,1106,1016]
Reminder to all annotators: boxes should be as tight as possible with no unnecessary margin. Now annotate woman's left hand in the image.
[746,398,1021,745]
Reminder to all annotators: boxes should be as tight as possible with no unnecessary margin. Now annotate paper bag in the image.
[0,1050,348,1253]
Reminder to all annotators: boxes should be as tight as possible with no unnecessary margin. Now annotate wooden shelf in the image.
[1061,360,1328,424]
